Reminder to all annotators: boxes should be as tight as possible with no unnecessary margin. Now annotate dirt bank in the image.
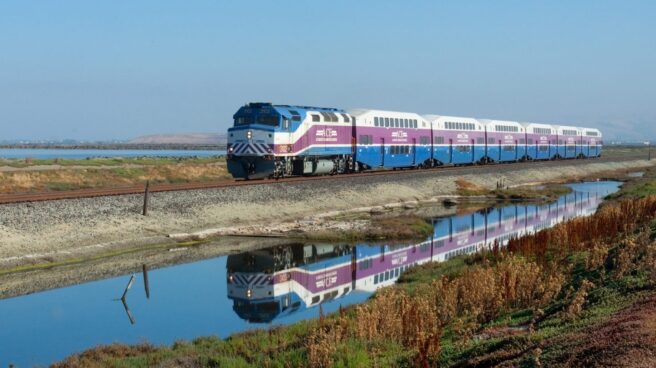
[0,158,653,271]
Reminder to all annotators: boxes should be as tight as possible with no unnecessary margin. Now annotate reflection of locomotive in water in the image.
[227,190,603,323]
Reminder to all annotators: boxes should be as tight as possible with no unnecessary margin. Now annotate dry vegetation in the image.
[302,215,435,243]
[455,178,572,201]
[0,157,230,193]
[55,194,656,367]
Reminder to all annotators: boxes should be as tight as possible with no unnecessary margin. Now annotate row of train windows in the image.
[586,131,599,136]
[310,112,352,123]
[391,145,412,154]
[310,289,345,305]
[374,117,419,128]
[533,128,552,135]
[562,129,578,136]
[445,121,477,130]
[373,263,416,285]
[495,125,519,132]
[444,245,477,260]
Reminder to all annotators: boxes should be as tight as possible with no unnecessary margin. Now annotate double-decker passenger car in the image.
[226,102,602,179]
[522,122,558,160]
[349,109,432,169]
[425,115,486,165]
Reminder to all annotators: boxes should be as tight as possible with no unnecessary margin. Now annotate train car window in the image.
[477,137,484,144]
[384,117,390,127]
[413,120,418,128]
[539,145,549,152]
[311,114,320,122]
[435,136,444,144]
[342,114,350,123]
[289,110,301,121]
[319,112,329,121]
[488,137,495,144]
[311,296,320,305]
[374,274,379,284]
[374,117,379,126]
[519,139,526,144]
[395,118,400,127]
[368,135,373,144]
[528,138,534,144]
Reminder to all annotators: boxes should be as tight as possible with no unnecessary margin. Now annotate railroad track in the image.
[0,155,647,205]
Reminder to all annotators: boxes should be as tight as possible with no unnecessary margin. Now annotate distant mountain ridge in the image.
[129,133,226,145]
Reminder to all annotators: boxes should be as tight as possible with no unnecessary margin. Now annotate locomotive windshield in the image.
[234,114,280,126]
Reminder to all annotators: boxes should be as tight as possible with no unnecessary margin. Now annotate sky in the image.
[0,1,655,141]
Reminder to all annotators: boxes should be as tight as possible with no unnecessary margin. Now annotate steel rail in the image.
[0,155,646,205]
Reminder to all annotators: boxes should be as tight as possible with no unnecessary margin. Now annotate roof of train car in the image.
[423,114,481,124]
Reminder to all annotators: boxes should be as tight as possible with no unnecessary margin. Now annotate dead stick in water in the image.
[121,275,135,301]
[142,264,150,299]
[142,180,150,216]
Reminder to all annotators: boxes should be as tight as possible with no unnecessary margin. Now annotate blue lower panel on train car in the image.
[526,145,558,160]
[433,146,485,165]
[486,146,526,162]
[356,145,431,168]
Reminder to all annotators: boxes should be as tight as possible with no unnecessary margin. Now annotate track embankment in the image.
[0,157,653,274]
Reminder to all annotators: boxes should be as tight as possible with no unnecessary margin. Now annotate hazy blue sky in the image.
[1,1,654,140]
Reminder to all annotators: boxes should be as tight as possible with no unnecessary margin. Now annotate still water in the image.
[0,148,225,160]
[0,181,620,366]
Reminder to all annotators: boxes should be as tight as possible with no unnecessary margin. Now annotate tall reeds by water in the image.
[305,196,656,367]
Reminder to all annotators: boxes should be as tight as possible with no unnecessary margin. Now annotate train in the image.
[226,188,603,323]
[226,103,603,179]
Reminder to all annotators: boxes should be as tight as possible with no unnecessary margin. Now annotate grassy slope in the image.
[54,190,656,367]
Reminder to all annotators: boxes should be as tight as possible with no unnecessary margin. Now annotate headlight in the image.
[247,130,253,140]
[228,274,233,283]
[246,289,252,299]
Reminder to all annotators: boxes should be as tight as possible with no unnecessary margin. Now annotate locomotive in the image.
[226,102,602,179]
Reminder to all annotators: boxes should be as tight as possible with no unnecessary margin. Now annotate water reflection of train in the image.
[226,190,602,323]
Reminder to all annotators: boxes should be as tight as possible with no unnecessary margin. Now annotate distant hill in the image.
[129,133,226,145]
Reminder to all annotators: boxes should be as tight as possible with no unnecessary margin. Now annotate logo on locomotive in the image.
[316,128,338,142]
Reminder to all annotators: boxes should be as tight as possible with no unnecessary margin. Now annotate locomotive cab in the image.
[227,102,279,179]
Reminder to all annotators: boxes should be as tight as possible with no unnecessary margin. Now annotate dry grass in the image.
[455,178,572,201]
[0,163,231,194]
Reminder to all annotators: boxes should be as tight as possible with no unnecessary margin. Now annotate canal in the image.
[0,181,621,366]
